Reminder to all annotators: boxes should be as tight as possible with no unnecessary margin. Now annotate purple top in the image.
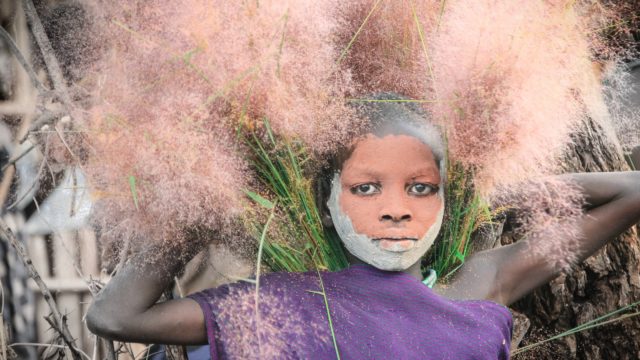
[189,264,512,359]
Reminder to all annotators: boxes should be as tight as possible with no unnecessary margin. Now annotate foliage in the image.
[426,160,493,280]
[241,119,348,272]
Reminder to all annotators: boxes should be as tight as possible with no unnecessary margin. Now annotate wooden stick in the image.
[21,0,72,109]
[0,143,35,173]
[0,25,46,92]
[0,218,83,360]
[19,110,64,144]
[43,316,92,360]
[6,134,48,210]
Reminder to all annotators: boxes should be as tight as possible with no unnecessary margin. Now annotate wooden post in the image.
[53,231,83,350]
[25,233,49,347]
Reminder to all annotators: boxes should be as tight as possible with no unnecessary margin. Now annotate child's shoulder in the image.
[190,269,321,300]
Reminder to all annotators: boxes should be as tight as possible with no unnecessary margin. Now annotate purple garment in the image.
[189,264,512,359]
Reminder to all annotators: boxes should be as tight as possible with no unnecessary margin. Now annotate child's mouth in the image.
[373,237,418,252]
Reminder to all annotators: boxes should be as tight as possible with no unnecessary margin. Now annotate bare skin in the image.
[338,135,443,253]
[328,134,445,270]
[86,135,640,346]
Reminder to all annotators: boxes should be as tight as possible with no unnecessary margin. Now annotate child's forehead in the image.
[348,133,435,157]
[324,121,446,183]
[341,134,440,179]
[350,133,433,152]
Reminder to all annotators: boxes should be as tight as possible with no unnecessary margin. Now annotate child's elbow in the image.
[85,300,130,340]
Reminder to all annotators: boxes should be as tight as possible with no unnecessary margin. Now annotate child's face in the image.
[327,133,444,271]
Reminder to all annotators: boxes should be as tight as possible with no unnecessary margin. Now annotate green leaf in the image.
[454,249,465,262]
[244,189,275,209]
[129,175,139,210]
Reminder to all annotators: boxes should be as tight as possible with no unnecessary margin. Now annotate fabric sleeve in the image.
[485,302,514,359]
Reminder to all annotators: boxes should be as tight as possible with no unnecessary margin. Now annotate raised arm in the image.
[439,171,640,306]
[86,247,206,345]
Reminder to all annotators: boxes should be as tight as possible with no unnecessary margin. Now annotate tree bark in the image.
[510,116,640,359]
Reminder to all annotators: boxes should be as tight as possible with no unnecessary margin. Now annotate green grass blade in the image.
[128,175,139,210]
[254,202,277,357]
[244,189,275,209]
[513,300,640,355]
[336,0,383,66]
[315,266,341,360]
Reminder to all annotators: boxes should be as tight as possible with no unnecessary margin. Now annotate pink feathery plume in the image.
[428,0,626,268]
[491,178,586,270]
[334,0,620,268]
[333,0,440,100]
[86,1,357,261]
[431,0,599,191]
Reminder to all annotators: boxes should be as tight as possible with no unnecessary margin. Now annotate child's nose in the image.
[379,191,412,223]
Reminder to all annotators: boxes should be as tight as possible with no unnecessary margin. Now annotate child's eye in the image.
[408,183,438,196]
[350,183,380,196]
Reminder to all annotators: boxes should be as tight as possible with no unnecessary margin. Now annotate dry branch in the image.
[0,143,35,173]
[43,316,91,360]
[19,110,64,143]
[0,218,83,360]
[0,25,46,93]
[21,0,72,110]
[5,134,48,210]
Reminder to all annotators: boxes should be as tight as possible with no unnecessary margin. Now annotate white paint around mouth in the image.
[327,173,444,271]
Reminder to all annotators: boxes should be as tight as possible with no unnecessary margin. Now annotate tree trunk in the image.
[510,116,640,359]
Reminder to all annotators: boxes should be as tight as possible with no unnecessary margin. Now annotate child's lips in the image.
[372,236,419,241]
[373,237,418,252]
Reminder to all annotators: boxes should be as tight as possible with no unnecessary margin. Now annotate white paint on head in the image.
[327,173,444,271]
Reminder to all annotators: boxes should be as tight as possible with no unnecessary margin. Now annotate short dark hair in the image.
[315,92,446,228]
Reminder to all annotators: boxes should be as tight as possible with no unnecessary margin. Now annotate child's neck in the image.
[347,253,423,280]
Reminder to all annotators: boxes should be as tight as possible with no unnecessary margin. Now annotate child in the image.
[87,97,640,359]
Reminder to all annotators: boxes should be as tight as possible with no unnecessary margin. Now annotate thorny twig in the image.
[22,0,87,176]
[23,0,86,167]
[6,133,50,210]
[0,219,83,360]
[21,0,73,111]
[1,1,83,175]
[0,25,46,93]
[0,143,35,173]
[0,22,70,145]
[43,316,92,360]
[9,341,81,352]
[31,198,118,360]
[19,110,65,144]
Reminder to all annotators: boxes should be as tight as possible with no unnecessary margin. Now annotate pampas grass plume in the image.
[87,1,358,258]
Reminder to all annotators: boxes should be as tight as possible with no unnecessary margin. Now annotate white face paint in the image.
[327,173,445,271]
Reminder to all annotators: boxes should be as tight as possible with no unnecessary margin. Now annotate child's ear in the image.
[315,171,336,228]
[321,212,333,228]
